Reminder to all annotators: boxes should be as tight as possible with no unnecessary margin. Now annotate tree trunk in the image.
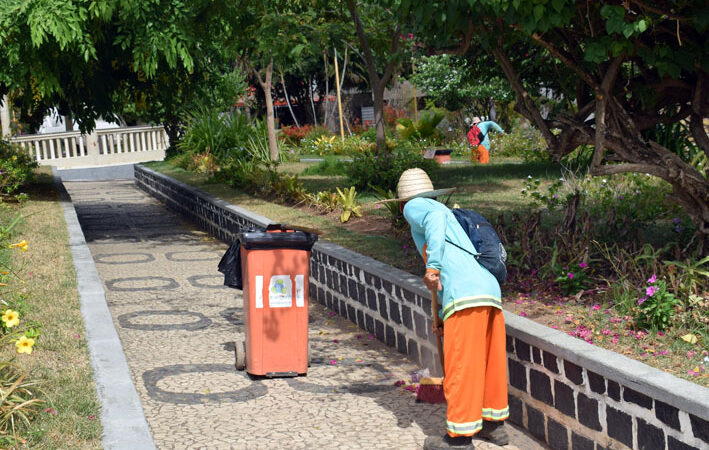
[309,76,318,126]
[372,86,387,152]
[346,0,399,154]
[1,95,11,138]
[253,59,278,161]
[281,73,300,128]
[65,112,73,132]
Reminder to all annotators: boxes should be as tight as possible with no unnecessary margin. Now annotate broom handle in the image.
[431,289,445,376]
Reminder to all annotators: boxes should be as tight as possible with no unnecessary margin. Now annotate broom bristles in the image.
[416,377,446,404]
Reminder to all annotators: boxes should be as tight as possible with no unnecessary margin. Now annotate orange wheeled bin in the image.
[235,224,318,377]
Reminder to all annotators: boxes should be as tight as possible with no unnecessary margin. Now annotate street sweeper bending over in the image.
[391,168,510,449]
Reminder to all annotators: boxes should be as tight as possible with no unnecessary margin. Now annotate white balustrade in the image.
[9,125,168,168]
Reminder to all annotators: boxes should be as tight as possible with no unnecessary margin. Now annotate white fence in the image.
[10,125,168,168]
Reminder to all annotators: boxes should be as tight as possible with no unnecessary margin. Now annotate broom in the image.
[416,288,446,404]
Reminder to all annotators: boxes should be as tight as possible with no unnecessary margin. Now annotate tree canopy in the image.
[401,0,709,237]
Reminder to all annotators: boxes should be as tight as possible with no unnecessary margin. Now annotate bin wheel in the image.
[308,342,312,367]
[235,340,246,371]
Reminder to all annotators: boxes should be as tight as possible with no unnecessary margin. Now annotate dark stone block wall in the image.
[135,165,709,450]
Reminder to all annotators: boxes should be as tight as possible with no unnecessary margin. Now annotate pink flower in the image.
[328,311,336,316]
[657,331,665,337]
[638,296,648,305]
[658,350,669,355]
[44,408,57,415]
[647,274,656,283]
[591,304,600,310]
[394,380,406,386]
[602,329,612,335]
[551,325,559,329]
[375,205,381,209]
[368,334,375,340]
[687,351,697,358]
[89,415,96,420]
[332,339,339,343]
[578,262,588,269]
[329,359,337,365]
[646,286,656,297]
[567,272,575,279]
[611,336,619,344]
[356,334,362,339]
[408,33,414,39]
[403,244,408,250]
[519,311,528,317]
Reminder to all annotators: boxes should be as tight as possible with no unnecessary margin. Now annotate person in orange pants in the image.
[466,117,503,164]
[380,168,509,449]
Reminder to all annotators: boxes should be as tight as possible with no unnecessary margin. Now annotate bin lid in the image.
[238,225,318,251]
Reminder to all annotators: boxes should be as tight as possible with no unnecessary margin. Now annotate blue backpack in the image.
[448,208,507,284]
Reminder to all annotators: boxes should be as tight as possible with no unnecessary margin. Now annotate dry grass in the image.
[0,171,102,448]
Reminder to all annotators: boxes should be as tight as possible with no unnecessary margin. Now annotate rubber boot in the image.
[477,420,509,446]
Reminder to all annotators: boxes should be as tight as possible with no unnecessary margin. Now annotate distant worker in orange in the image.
[466,117,503,164]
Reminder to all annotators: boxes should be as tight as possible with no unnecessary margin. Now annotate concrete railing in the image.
[11,126,168,168]
[133,164,709,450]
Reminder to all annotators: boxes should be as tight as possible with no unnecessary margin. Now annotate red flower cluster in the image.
[279,124,313,144]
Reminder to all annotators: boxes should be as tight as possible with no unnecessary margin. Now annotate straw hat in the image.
[472,117,481,124]
[378,168,454,203]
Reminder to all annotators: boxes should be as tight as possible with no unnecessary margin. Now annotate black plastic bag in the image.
[218,239,243,289]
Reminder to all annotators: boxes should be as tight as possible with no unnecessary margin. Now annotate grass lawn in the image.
[145,157,708,387]
[0,168,102,448]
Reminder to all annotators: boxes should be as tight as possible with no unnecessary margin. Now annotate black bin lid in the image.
[238,224,318,251]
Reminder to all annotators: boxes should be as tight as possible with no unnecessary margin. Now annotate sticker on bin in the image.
[255,276,264,308]
[268,275,293,308]
[295,275,305,307]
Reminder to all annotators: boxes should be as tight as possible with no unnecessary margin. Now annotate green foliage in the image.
[179,109,252,161]
[301,159,348,176]
[489,126,548,161]
[411,54,512,112]
[663,256,709,299]
[370,186,406,229]
[299,134,374,156]
[336,187,362,223]
[395,109,445,143]
[306,190,339,212]
[346,146,438,192]
[0,141,37,202]
[636,278,677,331]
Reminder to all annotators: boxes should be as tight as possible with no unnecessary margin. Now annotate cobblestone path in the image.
[65,179,543,450]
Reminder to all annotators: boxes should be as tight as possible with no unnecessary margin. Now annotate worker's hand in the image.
[431,320,444,338]
[423,270,442,292]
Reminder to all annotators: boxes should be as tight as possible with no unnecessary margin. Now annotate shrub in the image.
[347,145,438,192]
[395,109,445,143]
[0,141,38,202]
[489,126,548,161]
[179,108,252,161]
[301,158,348,176]
[635,275,677,331]
[279,124,313,145]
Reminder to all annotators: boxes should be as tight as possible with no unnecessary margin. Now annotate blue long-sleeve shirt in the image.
[476,121,504,150]
[403,197,502,321]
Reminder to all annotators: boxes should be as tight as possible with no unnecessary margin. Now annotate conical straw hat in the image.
[377,168,454,203]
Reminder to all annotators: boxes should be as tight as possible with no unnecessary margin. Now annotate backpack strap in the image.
[445,238,480,258]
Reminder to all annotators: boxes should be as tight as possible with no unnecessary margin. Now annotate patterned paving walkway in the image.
[64,179,544,450]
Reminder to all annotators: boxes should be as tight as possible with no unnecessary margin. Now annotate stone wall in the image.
[135,164,709,450]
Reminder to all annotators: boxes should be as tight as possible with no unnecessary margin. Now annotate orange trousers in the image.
[473,145,490,164]
[444,306,509,437]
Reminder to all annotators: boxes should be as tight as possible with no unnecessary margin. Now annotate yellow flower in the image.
[8,240,28,252]
[11,155,17,161]
[15,336,35,354]
[2,309,20,328]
